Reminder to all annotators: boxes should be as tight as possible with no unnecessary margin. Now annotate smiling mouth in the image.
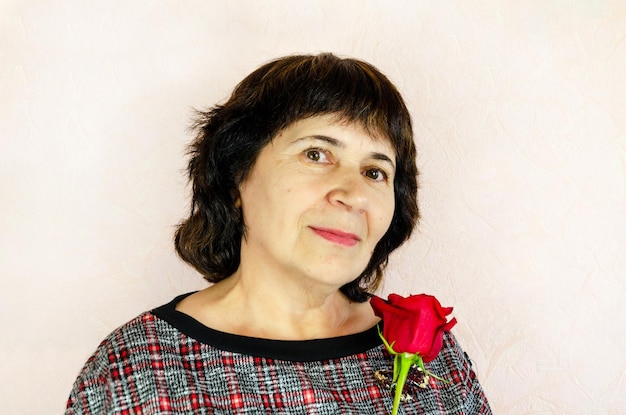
[310,227,360,247]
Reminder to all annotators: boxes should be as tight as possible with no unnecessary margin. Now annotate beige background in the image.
[1,1,625,413]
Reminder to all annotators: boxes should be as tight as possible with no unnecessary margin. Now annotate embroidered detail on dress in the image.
[374,365,430,402]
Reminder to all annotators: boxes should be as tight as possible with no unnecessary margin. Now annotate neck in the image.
[177,250,379,340]
[181,258,377,341]
[218,269,362,339]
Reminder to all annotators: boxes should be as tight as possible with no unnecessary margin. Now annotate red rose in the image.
[370,294,457,362]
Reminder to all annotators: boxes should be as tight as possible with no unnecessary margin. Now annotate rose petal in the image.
[370,293,456,361]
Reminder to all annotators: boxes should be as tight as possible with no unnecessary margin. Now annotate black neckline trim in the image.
[151,292,382,362]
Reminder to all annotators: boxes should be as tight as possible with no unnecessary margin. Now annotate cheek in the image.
[373,195,396,236]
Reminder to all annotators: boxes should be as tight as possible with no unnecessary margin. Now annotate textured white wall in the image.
[1,1,625,413]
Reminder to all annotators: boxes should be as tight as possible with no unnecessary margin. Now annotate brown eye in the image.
[364,168,388,182]
[306,149,322,161]
[304,148,330,163]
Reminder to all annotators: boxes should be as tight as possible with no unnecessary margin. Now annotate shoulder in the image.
[65,310,179,414]
[92,310,178,360]
[431,331,474,382]
[75,295,191,370]
[429,331,492,414]
[427,330,484,386]
[440,331,471,365]
[68,311,166,377]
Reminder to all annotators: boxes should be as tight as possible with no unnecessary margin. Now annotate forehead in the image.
[273,114,396,153]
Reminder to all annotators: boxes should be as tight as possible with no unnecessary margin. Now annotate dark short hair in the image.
[175,53,419,302]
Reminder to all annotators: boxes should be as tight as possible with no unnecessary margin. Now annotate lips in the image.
[310,227,361,247]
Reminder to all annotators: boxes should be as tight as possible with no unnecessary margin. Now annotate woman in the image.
[66,53,491,414]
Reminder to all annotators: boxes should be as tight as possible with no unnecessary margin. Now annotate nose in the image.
[327,168,369,213]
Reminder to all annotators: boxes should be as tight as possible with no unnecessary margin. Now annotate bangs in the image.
[232,53,410,147]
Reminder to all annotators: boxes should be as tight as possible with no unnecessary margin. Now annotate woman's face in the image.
[238,114,396,290]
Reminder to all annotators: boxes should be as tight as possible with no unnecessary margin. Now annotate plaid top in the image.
[66,293,491,414]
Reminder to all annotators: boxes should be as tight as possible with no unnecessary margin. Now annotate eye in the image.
[363,168,389,182]
[304,148,330,163]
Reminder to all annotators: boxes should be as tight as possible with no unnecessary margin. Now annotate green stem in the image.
[390,353,413,415]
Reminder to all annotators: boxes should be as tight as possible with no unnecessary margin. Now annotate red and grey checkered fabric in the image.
[66,293,491,414]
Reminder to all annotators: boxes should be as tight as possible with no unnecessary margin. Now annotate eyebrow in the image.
[370,152,396,170]
[293,135,343,147]
[293,135,396,169]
